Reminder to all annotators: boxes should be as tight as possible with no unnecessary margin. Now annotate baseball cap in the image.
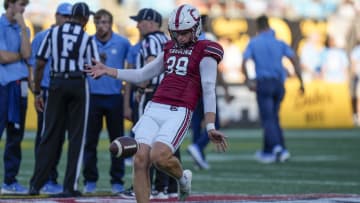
[56,3,72,16]
[71,2,94,18]
[130,8,162,26]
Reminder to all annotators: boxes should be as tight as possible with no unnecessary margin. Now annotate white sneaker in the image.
[150,190,168,199]
[254,151,276,164]
[279,150,291,162]
[1,182,28,195]
[187,144,210,170]
[178,169,192,201]
[168,192,178,198]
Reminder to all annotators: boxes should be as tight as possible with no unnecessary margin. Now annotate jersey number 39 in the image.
[166,56,188,76]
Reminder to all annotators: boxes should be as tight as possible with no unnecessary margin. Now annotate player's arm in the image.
[136,55,156,88]
[241,45,256,91]
[0,50,22,63]
[288,53,305,94]
[85,52,165,83]
[200,57,228,152]
[281,41,304,93]
[14,13,31,59]
[0,27,22,63]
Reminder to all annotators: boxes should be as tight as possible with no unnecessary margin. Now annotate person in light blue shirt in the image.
[83,9,131,194]
[241,15,304,164]
[0,0,31,195]
[28,2,72,195]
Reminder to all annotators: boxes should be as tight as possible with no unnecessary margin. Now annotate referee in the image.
[130,8,168,115]
[29,2,99,197]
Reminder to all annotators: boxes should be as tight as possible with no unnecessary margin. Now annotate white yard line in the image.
[194,175,360,187]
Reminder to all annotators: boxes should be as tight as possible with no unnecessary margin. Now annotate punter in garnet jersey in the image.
[85,4,228,203]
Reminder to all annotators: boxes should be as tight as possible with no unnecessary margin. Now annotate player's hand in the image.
[14,13,26,28]
[208,130,228,152]
[84,58,107,79]
[35,94,44,112]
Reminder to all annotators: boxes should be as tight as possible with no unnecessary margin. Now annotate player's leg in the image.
[273,82,289,162]
[131,103,161,203]
[150,143,183,179]
[255,79,279,163]
[273,82,285,147]
[133,143,152,203]
[256,79,279,152]
[150,142,192,201]
[167,149,181,198]
[150,103,193,200]
[152,148,181,199]
[3,81,28,194]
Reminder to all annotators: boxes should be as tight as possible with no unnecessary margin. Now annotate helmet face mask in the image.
[168,4,202,47]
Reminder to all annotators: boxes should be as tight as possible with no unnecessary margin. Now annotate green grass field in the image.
[0,128,359,195]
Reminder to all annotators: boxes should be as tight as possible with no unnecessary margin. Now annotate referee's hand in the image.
[35,94,44,112]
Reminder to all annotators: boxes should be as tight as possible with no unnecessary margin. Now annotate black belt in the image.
[50,71,85,79]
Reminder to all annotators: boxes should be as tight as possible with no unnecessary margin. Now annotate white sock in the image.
[178,172,187,185]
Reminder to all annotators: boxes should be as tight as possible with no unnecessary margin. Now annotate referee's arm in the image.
[86,37,100,65]
[33,59,46,95]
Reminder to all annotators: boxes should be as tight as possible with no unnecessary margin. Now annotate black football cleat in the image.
[28,186,40,195]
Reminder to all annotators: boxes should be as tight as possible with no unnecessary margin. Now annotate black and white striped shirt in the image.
[37,22,99,73]
[136,31,169,86]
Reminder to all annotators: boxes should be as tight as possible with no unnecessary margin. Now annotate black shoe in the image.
[28,186,39,195]
[50,190,82,198]
[119,187,135,199]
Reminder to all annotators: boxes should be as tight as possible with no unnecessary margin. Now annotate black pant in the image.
[30,77,89,192]
[34,87,64,184]
[83,94,125,185]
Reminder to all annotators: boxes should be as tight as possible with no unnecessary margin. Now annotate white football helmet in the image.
[168,4,202,47]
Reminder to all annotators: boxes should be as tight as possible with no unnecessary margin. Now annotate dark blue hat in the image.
[130,8,162,26]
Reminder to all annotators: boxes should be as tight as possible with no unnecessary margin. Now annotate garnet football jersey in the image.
[151,40,224,111]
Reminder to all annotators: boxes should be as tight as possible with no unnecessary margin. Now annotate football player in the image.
[85,4,228,203]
